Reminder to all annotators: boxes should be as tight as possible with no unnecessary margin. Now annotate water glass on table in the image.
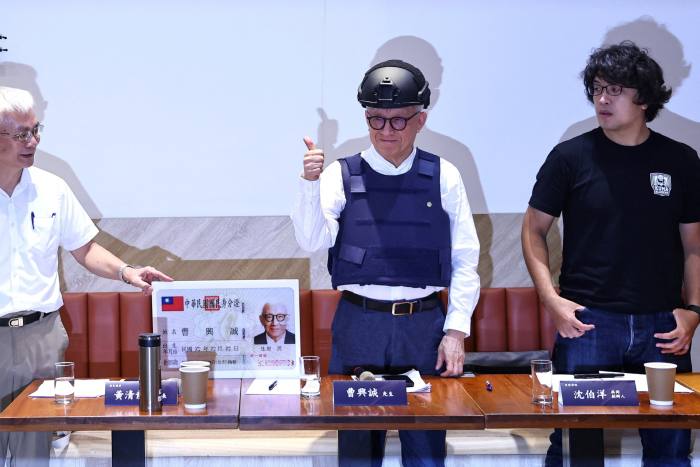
[54,361,75,405]
[531,359,553,405]
[300,356,321,398]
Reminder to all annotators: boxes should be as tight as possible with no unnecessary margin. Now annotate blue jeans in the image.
[329,296,447,467]
[545,307,692,467]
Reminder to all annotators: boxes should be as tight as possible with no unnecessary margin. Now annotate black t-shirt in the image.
[529,127,700,314]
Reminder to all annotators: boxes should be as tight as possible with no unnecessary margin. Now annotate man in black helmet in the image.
[292,60,480,466]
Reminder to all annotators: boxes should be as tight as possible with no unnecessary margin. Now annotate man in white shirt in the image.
[0,86,172,466]
[292,60,480,467]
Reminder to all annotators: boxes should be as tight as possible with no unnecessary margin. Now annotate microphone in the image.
[352,366,376,381]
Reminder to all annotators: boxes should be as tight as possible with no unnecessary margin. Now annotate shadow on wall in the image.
[1,63,311,290]
[1,62,107,290]
[0,62,102,218]
[560,16,699,154]
[550,17,699,285]
[313,36,494,286]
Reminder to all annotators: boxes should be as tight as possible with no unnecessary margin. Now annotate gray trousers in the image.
[0,311,68,467]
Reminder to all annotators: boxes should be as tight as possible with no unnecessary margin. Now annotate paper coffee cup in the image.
[645,362,677,406]
[180,366,209,409]
[180,360,211,368]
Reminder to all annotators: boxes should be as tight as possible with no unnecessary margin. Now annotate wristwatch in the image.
[683,304,700,315]
[118,264,134,285]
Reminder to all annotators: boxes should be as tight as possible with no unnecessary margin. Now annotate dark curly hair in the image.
[582,41,671,122]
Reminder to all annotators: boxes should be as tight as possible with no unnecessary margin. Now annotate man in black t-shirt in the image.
[523,42,700,466]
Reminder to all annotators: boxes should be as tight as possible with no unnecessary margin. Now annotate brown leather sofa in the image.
[60,288,556,378]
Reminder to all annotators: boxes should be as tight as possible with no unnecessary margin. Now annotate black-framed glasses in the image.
[366,110,421,131]
[589,83,624,97]
[0,123,44,143]
[262,314,288,323]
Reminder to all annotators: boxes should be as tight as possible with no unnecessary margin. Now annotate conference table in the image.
[241,374,700,467]
[460,374,700,466]
[239,375,484,430]
[3,374,700,467]
[461,373,700,429]
[239,374,700,430]
[0,379,241,467]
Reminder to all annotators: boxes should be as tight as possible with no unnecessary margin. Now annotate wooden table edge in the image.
[238,416,484,431]
[0,418,239,432]
[484,413,700,429]
[0,379,242,432]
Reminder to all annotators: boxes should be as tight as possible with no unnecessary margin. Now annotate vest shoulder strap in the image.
[416,149,439,178]
[339,154,365,194]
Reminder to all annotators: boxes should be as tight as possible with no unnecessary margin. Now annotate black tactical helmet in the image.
[357,59,430,109]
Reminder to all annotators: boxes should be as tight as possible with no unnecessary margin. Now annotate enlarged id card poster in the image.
[151,280,300,378]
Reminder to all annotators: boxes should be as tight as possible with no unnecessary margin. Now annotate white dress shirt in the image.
[292,146,480,335]
[0,167,99,316]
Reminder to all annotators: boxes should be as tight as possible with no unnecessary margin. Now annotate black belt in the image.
[0,311,47,328]
[341,291,441,315]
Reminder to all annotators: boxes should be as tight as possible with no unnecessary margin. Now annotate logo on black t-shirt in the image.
[650,173,672,197]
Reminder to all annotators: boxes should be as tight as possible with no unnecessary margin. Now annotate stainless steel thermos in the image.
[138,333,162,413]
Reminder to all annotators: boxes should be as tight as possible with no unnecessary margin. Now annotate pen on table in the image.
[485,380,493,392]
[574,372,625,379]
[268,380,278,391]
[31,211,35,230]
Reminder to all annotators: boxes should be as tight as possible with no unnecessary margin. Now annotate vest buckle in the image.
[391,301,415,316]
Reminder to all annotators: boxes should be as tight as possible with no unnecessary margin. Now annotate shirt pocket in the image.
[29,211,59,254]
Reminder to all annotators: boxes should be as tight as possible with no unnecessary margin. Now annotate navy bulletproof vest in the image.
[328,149,452,289]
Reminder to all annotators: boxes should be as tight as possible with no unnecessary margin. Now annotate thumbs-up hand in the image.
[302,136,325,181]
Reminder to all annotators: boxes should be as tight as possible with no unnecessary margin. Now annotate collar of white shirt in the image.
[0,168,31,199]
[361,146,417,176]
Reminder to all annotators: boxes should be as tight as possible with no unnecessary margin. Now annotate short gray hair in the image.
[0,86,34,117]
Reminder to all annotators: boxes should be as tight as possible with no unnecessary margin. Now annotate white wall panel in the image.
[2,1,698,216]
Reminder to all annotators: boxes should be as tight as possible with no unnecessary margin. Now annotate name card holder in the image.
[105,380,178,406]
[559,379,639,406]
[333,380,408,406]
